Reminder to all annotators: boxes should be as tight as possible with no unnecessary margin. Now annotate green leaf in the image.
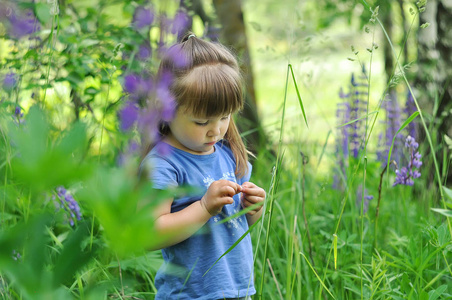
[35,3,52,24]
[443,186,452,201]
[9,106,92,192]
[428,285,447,300]
[430,208,452,218]
[437,224,449,247]
[52,222,96,287]
[444,135,452,150]
[79,39,100,48]
[78,167,176,256]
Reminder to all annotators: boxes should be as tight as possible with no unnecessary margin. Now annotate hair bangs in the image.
[175,63,243,117]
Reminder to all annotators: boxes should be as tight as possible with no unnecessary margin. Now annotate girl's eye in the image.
[221,116,230,120]
[195,121,208,126]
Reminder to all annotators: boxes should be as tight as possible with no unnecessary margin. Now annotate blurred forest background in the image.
[1,0,452,299]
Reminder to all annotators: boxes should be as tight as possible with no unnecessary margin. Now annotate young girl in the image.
[141,32,265,300]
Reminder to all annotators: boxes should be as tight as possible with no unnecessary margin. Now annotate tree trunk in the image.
[381,1,395,83]
[211,0,266,154]
[416,0,452,184]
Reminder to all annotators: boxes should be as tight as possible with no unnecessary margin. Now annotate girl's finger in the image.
[243,195,264,204]
[221,186,237,197]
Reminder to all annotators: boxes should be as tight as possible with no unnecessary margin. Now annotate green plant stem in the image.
[42,14,60,106]
[360,156,367,300]
[97,68,115,163]
[300,152,314,266]
[374,162,389,249]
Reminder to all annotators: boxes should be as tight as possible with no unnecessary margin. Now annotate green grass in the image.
[1,0,452,299]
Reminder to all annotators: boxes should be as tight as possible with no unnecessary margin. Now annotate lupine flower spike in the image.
[56,186,82,226]
[393,135,422,186]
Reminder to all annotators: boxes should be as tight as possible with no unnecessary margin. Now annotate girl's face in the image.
[166,106,231,155]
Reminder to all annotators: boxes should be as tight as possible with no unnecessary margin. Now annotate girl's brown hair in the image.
[153,32,249,177]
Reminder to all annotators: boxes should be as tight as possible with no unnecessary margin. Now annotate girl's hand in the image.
[241,182,266,215]
[201,180,242,216]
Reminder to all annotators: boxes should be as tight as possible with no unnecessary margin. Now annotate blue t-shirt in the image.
[141,140,256,300]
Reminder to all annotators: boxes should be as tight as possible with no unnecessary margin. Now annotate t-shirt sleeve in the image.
[141,155,178,190]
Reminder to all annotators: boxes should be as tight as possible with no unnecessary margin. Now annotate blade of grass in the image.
[288,64,309,129]
[257,64,290,299]
[267,258,284,300]
[300,252,336,299]
[336,111,378,128]
[203,219,260,277]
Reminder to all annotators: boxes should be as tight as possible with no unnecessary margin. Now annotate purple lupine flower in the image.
[171,10,191,35]
[138,43,152,60]
[8,10,39,39]
[123,74,140,94]
[132,6,154,30]
[122,73,154,103]
[14,106,24,119]
[334,68,370,189]
[348,72,368,158]
[380,91,403,166]
[2,72,17,92]
[56,186,82,226]
[137,108,161,145]
[118,101,139,131]
[333,88,350,190]
[161,45,188,68]
[393,135,422,186]
[356,184,374,214]
[156,77,176,122]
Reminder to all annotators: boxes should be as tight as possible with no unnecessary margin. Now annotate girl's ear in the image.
[159,122,170,135]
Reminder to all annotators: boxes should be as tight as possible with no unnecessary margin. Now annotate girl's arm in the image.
[150,180,242,250]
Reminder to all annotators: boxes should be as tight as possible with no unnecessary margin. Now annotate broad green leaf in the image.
[79,39,100,48]
[428,285,447,300]
[52,222,96,287]
[9,106,92,192]
[437,224,449,247]
[430,208,452,218]
[444,135,452,150]
[443,186,452,201]
[35,3,51,24]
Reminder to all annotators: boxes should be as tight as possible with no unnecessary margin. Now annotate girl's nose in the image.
[208,122,221,136]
